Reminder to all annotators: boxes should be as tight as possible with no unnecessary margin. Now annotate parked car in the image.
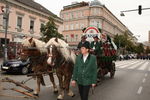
[119,54,124,61]
[1,58,31,74]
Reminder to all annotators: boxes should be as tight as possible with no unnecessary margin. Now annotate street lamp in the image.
[1,4,10,62]
[120,12,125,16]
[120,5,150,16]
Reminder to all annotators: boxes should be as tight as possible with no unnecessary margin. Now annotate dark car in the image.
[1,58,31,74]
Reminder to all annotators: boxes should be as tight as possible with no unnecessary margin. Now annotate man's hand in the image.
[71,80,76,87]
[92,84,96,87]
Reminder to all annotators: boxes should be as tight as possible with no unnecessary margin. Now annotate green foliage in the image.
[113,34,128,48]
[145,47,150,54]
[135,43,144,54]
[113,33,144,54]
[40,17,63,42]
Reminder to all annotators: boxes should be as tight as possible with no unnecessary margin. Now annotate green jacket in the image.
[90,41,102,56]
[72,54,97,86]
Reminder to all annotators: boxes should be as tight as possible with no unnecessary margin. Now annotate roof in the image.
[14,0,61,20]
[63,1,89,10]
[90,0,103,6]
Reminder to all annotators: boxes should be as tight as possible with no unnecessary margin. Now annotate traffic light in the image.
[138,5,142,15]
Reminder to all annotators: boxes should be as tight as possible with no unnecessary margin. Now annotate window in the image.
[75,12,78,19]
[70,24,74,30]
[66,13,69,20]
[17,16,22,29]
[30,20,34,31]
[75,34,78,41]
[81,11,83,17]
[70,13,74,19]
[80,23,84,29]
[66,35,70,42]
[76,23,79,29]
[66,25,69,30]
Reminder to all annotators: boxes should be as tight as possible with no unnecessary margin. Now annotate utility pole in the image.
[1,4,10,62]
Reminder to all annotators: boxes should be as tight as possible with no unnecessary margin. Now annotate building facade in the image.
[0,0,63,46]
[60,0,133,46]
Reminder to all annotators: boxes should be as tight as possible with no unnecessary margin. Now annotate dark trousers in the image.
[78,84,91,100]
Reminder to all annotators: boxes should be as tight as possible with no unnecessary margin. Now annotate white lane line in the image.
[138,62,149,70]
[118,61,140,68]
[128,61,144,69]
[116,61,136,67]
[116,60,135,64]
[142,78,146,83]
[46,83,59,87]
[137,86,143,94]
[116,60,139,67]
[145,73,148,77]
[46,85,53,87]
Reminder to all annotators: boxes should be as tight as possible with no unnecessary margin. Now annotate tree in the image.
[113,34,128,48]
[40,17,63,42]
[135,43,144,54]
[113,32,137,54]
[145,47,150,54]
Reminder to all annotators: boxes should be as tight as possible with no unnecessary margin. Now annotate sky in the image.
[36,0,150,42]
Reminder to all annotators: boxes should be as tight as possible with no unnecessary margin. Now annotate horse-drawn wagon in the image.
[1,27,117,99]
[82,26,117,80]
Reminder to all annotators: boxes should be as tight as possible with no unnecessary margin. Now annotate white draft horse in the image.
[45,38,76,100]
[21,38,58,96]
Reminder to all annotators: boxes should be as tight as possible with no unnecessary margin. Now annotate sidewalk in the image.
[0,58,3,65]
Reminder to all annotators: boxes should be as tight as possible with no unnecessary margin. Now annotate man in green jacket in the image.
[71,42,97,100]
[90,36,102,56]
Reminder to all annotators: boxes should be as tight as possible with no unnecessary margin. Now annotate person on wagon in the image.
[90,36,101,56]
[71,42,97,100]
[77,35,90,49]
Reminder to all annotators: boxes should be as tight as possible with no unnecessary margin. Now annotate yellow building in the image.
[0,0,62,45]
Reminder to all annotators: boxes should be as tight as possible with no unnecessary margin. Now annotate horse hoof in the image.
[28,89,34,93]
[33,93,39,97]
[54,90,58,94]
[72,94,75,97]
[57,99,63,100]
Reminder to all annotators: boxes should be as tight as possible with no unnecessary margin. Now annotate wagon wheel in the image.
[97,67,103,83]
[110,62,116,78]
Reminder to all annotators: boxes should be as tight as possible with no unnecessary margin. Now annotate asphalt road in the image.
[0,59,150,100]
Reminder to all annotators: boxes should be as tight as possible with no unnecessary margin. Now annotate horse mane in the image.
[45,38,76,63]
[22,38,47,53]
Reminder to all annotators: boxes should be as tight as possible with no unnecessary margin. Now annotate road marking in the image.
[116,61,136,67]
[138,62,149,70]
[118,61,140,68]
[142,78,146,83]
[145,73,148,77]
[137,86,143,94]
[46,83,59,88]
[128,61,144,69]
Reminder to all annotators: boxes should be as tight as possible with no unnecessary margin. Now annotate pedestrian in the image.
[71,42,97,100]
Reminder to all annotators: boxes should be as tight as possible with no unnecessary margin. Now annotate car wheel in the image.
[21,66,28,74]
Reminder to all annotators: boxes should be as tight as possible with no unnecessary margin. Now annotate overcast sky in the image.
[36,0,150,42]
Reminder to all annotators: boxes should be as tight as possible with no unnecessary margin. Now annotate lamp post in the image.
[2,4,10,62]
